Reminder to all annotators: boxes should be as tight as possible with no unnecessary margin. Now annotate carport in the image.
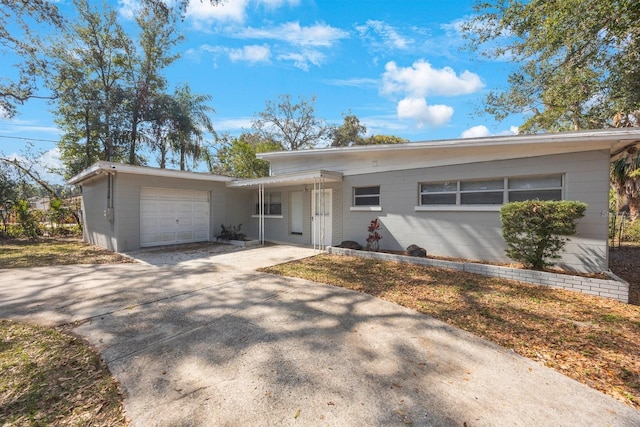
[227,170,343,250]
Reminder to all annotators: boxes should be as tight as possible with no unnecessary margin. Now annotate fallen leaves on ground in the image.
[262,254,640,410]
[0,238,133,269]
[0,319,127,426]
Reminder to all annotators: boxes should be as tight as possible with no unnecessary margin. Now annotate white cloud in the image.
[506,126,520,135]
[187,0,250,23]
[228,45,271,64]
[322,77,378,88]
[186,0,301,25]
[461,125,491,138]
[237,22,349,47]
[356,20,413,50]
[277,49,325,71]
[396,98,453,128]
[381,60,483,128]
[461,125,520,138]
[382,60,484,98]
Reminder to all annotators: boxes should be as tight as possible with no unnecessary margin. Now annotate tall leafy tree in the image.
[0,0,63,117]
[463,0,640,132]
[209,133,280,178]
[122,2,182,165]
[168,84,215,171]
[331,114,367,147]
[253,94,331,150]
[48,0,131,175]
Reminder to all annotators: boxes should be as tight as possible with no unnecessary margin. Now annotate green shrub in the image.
[13,199,41,239]
[622,219,640,242]
[500,200,587,270]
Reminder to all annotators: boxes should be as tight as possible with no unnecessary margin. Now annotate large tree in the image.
[463,0,640,132]
[209,133,280,178]
[253,94,331,150]
[331,114,367,147]
[48,0,131,175]
[122,2,182,165]
[167,84,215,171]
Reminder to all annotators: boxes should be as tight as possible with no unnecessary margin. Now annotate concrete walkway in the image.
[1,244,638,426]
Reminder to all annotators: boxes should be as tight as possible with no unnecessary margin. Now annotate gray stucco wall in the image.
[339,150,610,273]
[80,175,117,250]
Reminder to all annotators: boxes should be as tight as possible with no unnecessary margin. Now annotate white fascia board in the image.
[227,170,343,188]
[68,161,234,185]
[257,129,640,161]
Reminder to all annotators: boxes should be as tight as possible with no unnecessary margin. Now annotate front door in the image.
[312,189,332,247]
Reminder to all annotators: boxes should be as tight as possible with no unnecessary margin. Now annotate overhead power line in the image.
[0,134,60,143]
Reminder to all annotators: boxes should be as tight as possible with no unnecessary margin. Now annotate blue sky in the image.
[0,0,522,183]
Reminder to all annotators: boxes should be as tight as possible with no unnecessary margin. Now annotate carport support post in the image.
[312,176,326,252]
[258,183,265,245]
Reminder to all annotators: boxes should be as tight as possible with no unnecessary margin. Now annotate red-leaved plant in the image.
[366,218,382,251]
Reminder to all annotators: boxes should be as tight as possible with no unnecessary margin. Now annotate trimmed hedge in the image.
[500,200,587,270]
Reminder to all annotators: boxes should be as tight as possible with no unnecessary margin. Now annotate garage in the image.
[140,187,210,247]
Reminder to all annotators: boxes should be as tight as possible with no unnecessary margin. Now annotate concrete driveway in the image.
[1,244,639,426]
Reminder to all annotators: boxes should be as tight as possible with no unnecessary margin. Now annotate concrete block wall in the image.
[327,247,629,303]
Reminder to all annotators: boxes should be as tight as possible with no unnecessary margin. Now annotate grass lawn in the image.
[262,254,640,410]
[1,238,131,425]
[0,238,133,269]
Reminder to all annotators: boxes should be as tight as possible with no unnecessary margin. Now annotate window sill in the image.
[350,206,382,212]
[414,205,501,212]
[251,214,284,218]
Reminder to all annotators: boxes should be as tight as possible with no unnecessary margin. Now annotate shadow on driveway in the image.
[1,246,638,426]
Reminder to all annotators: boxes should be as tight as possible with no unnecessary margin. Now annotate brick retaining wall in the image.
[327,247,629,303]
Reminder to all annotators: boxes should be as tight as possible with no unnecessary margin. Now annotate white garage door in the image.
[140,187,210,247]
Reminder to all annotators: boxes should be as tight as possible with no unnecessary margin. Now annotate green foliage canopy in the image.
[463,0,640,132]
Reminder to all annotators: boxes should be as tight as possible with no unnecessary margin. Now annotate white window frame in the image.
[351,185,382,212]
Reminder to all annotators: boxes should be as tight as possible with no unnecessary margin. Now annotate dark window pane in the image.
[354,186,380,196]
[461,192,503,205]
[354,196,380,206]
[421,193,456,205]
[509,190,562,202]
[269,203,282,215]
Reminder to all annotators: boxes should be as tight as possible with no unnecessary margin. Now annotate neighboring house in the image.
[68,129,640,273]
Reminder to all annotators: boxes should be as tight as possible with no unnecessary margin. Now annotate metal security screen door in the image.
[312,188,332,249]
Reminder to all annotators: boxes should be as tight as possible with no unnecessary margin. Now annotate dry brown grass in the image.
[0,238,133,269]
[262,254,640,409]
[0,320,127,426]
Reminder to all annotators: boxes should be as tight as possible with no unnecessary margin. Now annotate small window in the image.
[354,186,380,206]
[508,175,562,202]
[255,192,282,215]
[420,181,457,205]
[460,179,504,205]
